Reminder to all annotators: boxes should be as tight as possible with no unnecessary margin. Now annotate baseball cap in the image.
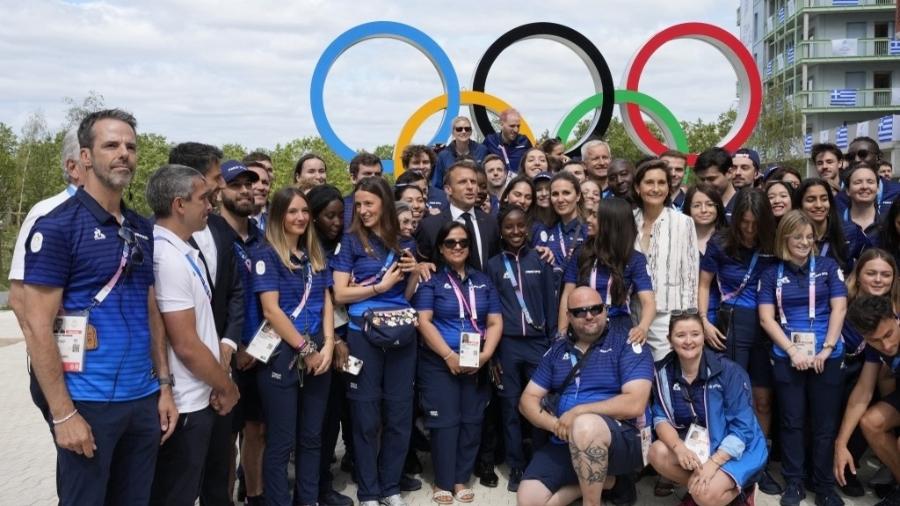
[532,171,552,183]
[733,148,760,170]
[221,160,260,184]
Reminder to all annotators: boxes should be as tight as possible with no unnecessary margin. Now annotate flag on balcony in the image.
[832,0,859,5]
[835,126,849,150]
[879,116,894,143]
[766,60,773,77]
[889,39,900,56]
[778,6,785,23]
[787,44,795,64]
[830,89,857,107]
[804,134,813,154]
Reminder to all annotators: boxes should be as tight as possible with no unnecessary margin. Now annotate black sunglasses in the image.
[569,303,606,319]
[454,126,473,133]
[118,225,144,271]
[442,238,470,250]
[670,308,700,318]
[848,149,869,160]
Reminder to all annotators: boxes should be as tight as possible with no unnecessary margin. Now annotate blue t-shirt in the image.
[234,221,264,345]
[700,239,775,309]
[24,189,158,402]
[563,248,653,317]
[864,345,900,374]
[331,232,413,330]
[412,267,501,351]
[532,218,588,273]
[758,256,847,359]
[699,249,721,323]
[531,327,653,443]
[251,244,331,337]
[817,221,869,273]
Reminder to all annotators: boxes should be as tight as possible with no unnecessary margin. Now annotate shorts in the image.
[522,415,642,493]
[232,365,264,431]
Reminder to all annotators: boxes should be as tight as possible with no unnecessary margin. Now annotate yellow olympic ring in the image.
[393,91,536,176]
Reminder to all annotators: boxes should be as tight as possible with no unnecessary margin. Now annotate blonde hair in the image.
[265,187,326,273]
[774,210,817,261]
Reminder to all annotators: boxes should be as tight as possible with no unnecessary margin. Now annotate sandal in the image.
[432,490,453,505]
[655,476,675,497]
[454,488,475,503]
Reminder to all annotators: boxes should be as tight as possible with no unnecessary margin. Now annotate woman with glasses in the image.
[253,188,333,506]
[795,178,868,274]
[842,162,882,243]
[758,210,848,506]
[531,172,586,289]
[633,158,699,361]
[433,117,488,188]
[332,177,420,506]
[414,221,501,504]
[649,309,767,506]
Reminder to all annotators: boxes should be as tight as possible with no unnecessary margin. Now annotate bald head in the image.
[567,287,607,342]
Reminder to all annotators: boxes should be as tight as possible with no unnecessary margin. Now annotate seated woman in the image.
[649,311,767,506]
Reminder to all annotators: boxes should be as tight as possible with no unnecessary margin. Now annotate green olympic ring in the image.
[555,89,689,153]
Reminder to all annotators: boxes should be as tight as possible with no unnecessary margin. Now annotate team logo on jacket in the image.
[540,231,548,242]
[93,228,106,240]
[256,260,266,275]
[30,232,43,253]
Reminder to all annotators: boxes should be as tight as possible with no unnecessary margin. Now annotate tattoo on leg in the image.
[569,439,609,484]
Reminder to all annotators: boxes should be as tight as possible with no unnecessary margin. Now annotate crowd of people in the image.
[8,107,900,506]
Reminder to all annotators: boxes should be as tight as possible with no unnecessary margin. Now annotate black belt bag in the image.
[356,307,418,348]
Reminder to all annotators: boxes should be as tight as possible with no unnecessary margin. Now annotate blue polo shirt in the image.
[700,239,775,309]
[532,218,587,273]
[531,326,653,440]
[700,249,721,323]
[251,244,330,337]
[670,361,708,429]
[23,188,158,402]
[331,232,413,330]
[841,320,869,359]
[342,194,354,232]
[758,256,847,359]
[817,221,869,273]
[412,267,501,351]
[483,133,533,173]
[835,179,900,217]
[426,186,449,212]
[234,220,264,345]
[563,248,653,317]
[864,345,900,373]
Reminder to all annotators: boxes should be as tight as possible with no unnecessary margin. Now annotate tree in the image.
[125,133,172,216]
[749,93,803,167]
[62,91,106,130]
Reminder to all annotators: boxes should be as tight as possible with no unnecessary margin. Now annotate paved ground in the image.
[0,310,885,505]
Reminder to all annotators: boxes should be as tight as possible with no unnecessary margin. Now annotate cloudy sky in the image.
[1,0,739,152]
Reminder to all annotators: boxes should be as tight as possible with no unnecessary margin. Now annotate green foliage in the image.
[749,92,804,168]
[125,133,173,216]
[222,143,247,162]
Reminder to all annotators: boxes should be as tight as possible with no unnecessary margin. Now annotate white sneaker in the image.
[360,501,380,506]
[379,494,407,506]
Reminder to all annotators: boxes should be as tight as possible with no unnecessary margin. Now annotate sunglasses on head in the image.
[568,303,605,319]
[848,149,869,160]
[670,308,700,318]
[442,238,470,250]
[454,126,473,133]
[118,225,144,272]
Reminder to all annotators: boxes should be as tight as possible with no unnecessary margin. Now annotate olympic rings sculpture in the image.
[310,21,761,173]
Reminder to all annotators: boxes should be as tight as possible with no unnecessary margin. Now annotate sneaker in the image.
[399,475,422,492]
[815,489,845,506]
[360,501,379,506]
[404,452,422,475]
[780,481,805,506]
[839,472,865,497]
[507,468,524,492]
[877,485,900,506]
[758,469,784,495]
[319,488,354,506]
[379,494,408,506]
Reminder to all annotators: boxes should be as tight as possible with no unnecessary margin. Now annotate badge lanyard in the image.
[775,256,816,331]
[590,260,614,306]
[719,252,759,304]
[499,144,511,169]
[556,221,582,261]
[90,240,131,311]
[502,253,538,328]
[290,262,315,332]
[679,381,706,427]
[568,353,581,399]
[447,271,481,334]
[155,236,212,300]
[356,250,396,287]
[234,242,252,273]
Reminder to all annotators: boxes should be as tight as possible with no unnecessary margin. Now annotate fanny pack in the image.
[358,307,418,348]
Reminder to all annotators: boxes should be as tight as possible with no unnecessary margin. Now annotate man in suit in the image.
[169,142,245,506]
[416,160,500,270]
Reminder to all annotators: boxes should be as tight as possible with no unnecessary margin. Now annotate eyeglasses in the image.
[454,126,473,133]
[118,225,144,272]
[442,238,470,250]
[848,149,869,161]
[568,303,605,319]
[670,308,700,318]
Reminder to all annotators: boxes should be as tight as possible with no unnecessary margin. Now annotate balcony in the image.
[800,38,900,60]
[800,88,900,112]
[804,0,896,7]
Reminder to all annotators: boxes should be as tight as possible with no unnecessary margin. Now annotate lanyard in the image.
[446,271,481,334]
[590,260,613,306]
[556,221,582,260]
[568,353,581,396]
[91,240,130,310]
[155,236,212,300]
[65,185,77,197]
[679,380,705,426]
[499,144,511,169]
[775,256,816,329]
[502,253,537,328]
[234,242,252,273]
[356,250,396,286]
[288,262,314,322]
[719,252,759,303]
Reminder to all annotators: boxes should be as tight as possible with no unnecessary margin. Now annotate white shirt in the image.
[153,224,220,413]
[9,186,75,281]
[449,203,484,269]
[191,225,218,285]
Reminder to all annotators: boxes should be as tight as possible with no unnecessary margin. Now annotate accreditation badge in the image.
[684,423,711,464]
[246,321,281,363]
[458,332,481,368]
[53,314,88,372]
[640,426,652,467]
[791,332,816,358]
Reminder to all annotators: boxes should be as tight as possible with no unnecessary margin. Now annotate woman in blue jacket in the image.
[414,221,502,504]
[331,177,420,506]
[649,311,767,506]
[253,187,333,506]
[758,210,848,506]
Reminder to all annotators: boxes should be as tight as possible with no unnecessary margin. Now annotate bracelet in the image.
[442,350,454,361]
[785,344,797,354]
[823,342,835,350]
[372,285,380,295]
[52,409,79,426]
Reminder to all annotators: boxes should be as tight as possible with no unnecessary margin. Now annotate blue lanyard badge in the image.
[155,236,212,300]
[502,254,539,328]
[568,352,581,396]
[720,252,759,303]
[775,256,816,330]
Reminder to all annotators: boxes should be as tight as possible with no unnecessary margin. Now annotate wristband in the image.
[822,342,835,350]
[372,284,380,295]
[442,350,454,361]
[52,409,79,426]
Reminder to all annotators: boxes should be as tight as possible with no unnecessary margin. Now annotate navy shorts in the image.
[522,415,642,493]
[232,365,264,431]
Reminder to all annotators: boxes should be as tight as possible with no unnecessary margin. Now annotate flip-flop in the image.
[432,490,453,505]
[454,488,475,503]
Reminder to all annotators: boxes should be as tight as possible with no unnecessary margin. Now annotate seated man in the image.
[835,294,900,505]
[517,287,653,506]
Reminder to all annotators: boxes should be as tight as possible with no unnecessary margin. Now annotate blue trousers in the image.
[418,347,490,491]
[721,305,773,387]
[346,328,417,501]
[497,335,548,470]
[258,347,332,505]
[150,407,216,506]
[773,356,844,492]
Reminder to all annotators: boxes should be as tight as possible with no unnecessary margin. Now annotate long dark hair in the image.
[721,188,776,260]
[683,183,727,231]
[307,184,343,254]
[350,176,401,256]
[431,221,473,270]
[794,178,848,271]
[577,197,637,305]
[548,171,584,226]
[880,198,900,261]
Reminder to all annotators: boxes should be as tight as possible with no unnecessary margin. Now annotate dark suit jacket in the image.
[415,207,500,271]
[201,214,244,344]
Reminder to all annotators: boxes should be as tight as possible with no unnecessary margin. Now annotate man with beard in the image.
[731,148,760,191]
[483,108,533,173]
[694,147,737,222]
[245,160,272,232]
[22,109,178,504]
[811,143,843,194]
[660,150,688,210]
[581,140,612,193]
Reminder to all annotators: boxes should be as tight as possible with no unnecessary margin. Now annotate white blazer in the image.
[634,207,699,312]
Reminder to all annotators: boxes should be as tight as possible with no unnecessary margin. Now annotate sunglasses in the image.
[670,308,700,318]
[454,126,473,133]
[568,303,605,319]
[848,149,869,160]
[118,225,145,272]
[442,238,470,250]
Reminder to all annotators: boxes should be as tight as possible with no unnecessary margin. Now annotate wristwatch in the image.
[158,376,175,388]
